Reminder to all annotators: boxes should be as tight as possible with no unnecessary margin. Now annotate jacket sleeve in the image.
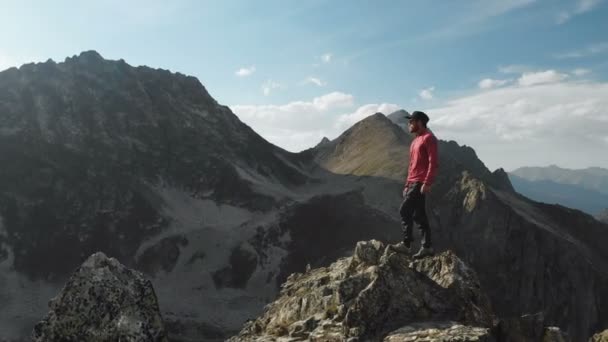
[423,135,439,186]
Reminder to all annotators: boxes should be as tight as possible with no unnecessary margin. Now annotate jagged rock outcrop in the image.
[32,252,168,342]
[230,240,495,341]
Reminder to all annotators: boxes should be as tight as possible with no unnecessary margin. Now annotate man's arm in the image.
[422,135,438,187]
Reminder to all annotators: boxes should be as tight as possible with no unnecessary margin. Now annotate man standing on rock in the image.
[391,111,439,259]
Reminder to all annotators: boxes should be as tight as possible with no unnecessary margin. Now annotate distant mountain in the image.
[511,165,608,195]
[598,209,608,224]
[509,165,608,216]
[509,174,608,216]
[1,57,607,342]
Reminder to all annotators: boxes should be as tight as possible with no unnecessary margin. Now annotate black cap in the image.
[405,111,429,125]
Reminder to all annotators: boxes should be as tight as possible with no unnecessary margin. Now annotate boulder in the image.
[32,252,168,342]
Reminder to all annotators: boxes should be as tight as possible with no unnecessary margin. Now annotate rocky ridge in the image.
[230,240,494,341]
[230,240,577,342]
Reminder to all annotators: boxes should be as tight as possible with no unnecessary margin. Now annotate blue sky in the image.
[1,0,607,170]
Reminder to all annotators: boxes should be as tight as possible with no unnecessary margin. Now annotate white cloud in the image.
[304,77,326,87]
[235,66,256,77]
[572,68,591,76]
[419,87,435,100]
[231,93,403,152]
[261,79,283,96]
[556,0,603,24]
[426,78,608,170]
[232,92,354,130]
[554,42,608,59]
[518,70,568,86]
[321,53,332,63]
[479,78,510,89]
[336,103,400,130]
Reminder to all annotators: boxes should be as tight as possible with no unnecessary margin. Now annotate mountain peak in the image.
[315,136,331,148]
[62,50,107,67]
[389,109,410,117]
[313,111,411,179]
[355,111,399,129]
[77,50,104,61]
[386,109,410,124]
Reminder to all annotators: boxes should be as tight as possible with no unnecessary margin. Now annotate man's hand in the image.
[421,183,431,194]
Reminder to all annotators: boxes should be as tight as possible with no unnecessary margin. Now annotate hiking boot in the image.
[388,242,411,254]
[413,246,434,259]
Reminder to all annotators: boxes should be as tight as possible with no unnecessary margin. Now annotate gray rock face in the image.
[230,240,495,341]
[32,252,168,342]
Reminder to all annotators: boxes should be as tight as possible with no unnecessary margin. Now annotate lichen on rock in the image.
[32,252,168,342]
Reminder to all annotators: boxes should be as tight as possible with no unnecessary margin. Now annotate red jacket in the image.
[406,129,439,186]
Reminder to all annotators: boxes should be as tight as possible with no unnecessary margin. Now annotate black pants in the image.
[399,182,431,248]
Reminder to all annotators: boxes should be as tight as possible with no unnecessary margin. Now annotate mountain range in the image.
[511,165,608,194]
[509,165,608,216]
[0,51,607,341]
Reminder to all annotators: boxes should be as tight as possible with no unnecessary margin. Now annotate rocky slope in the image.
[0,52,400,341]
[33,252,168,341]
[231,240,572,342]
[0,51,302,340]
[0,52,607,341]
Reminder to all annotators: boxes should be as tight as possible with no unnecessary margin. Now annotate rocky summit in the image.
[230,240,579,342]
[230,240,495,341]
[32,252,168,342]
